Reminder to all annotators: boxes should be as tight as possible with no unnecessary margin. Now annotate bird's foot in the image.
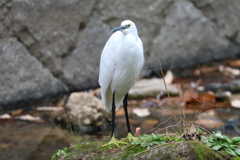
[121,133,138,142]
[102,135,127,148]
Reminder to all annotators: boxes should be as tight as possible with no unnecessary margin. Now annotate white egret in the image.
[99,20,144,147]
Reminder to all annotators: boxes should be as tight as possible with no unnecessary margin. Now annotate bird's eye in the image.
[127,24,131,28]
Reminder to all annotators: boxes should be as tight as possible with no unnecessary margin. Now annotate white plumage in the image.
[99,20,144,112]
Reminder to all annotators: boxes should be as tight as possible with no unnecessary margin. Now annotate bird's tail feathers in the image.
[102,88,123,112]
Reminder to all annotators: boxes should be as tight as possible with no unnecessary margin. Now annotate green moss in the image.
[53,134,233,160]
[122,145,145,159]
[194,142,225,160]
[231,157,240,160]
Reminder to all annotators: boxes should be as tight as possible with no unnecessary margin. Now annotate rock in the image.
[189,0,240,44]
[148,0,232,71]
[0,113,11,119]
[129,78,179,99]
[231,99,240,108]
[205,80,240,93]
[61,17,110,91]
[132,108,150,117]
[64,92,110,133]
[0,38,67,113]
[9,0,97,90]
[1,0,240,110]
[55,140,230,160]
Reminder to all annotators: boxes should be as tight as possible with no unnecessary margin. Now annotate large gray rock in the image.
[189,0,240,44]
[0,38,67,112]
[1,0,240,110]
[9,0,96,82]
[147,0,238,70]
[60,17,110,90]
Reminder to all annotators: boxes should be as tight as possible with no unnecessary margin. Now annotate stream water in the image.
[0,104,240,160]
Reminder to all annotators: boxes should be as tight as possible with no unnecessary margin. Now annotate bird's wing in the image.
[137,37,145,76]
[99,31,124,110]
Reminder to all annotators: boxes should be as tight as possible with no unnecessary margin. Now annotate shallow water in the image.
[0,105,240,160]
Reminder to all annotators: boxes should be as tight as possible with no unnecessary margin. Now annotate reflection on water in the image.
[0,119,70,160]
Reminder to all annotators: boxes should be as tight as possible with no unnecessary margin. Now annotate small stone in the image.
[93,112,103,121]
[129,78,179,99]
[132,108,150,117]
[96,121,103,126]
[0,113,11,119]
[83,118,91,125]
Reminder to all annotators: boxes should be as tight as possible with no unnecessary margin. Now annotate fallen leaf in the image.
[228,60,240,68]
[0,113,11,119]
[200,66,219,74]
[183,124,200,141]
[11,109,23,116]
[180,89,198,102]
[194,118,224,129]
[189,91,216,103]
[186,101,231,111]
[132,108,150,117]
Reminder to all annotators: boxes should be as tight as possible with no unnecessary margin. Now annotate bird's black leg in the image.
[102,91,127,147]
[123,92,131,133]
[111,91,116,138]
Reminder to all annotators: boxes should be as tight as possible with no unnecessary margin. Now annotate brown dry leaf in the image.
[180,89,198,102]
[192,66,218,76]
[183,124,199,141]
[228,60,240,68]
[189,124,197,134]
[11,109,23,116]
[200,66,219,74]
[189,91,216,103]
[194,118,224,129]
[141,119,159,130]
[186,101,231,111]
[192,69,201,76]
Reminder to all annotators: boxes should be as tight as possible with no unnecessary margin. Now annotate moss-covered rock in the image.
[54,140,232,160]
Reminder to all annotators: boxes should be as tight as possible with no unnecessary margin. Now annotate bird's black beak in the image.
[111,25,127,32]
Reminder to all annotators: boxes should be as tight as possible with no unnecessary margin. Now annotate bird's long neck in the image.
[128,30,138,41]
[133,30,139,40]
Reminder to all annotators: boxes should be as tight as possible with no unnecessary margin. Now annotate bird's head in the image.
[111,20,138,36]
